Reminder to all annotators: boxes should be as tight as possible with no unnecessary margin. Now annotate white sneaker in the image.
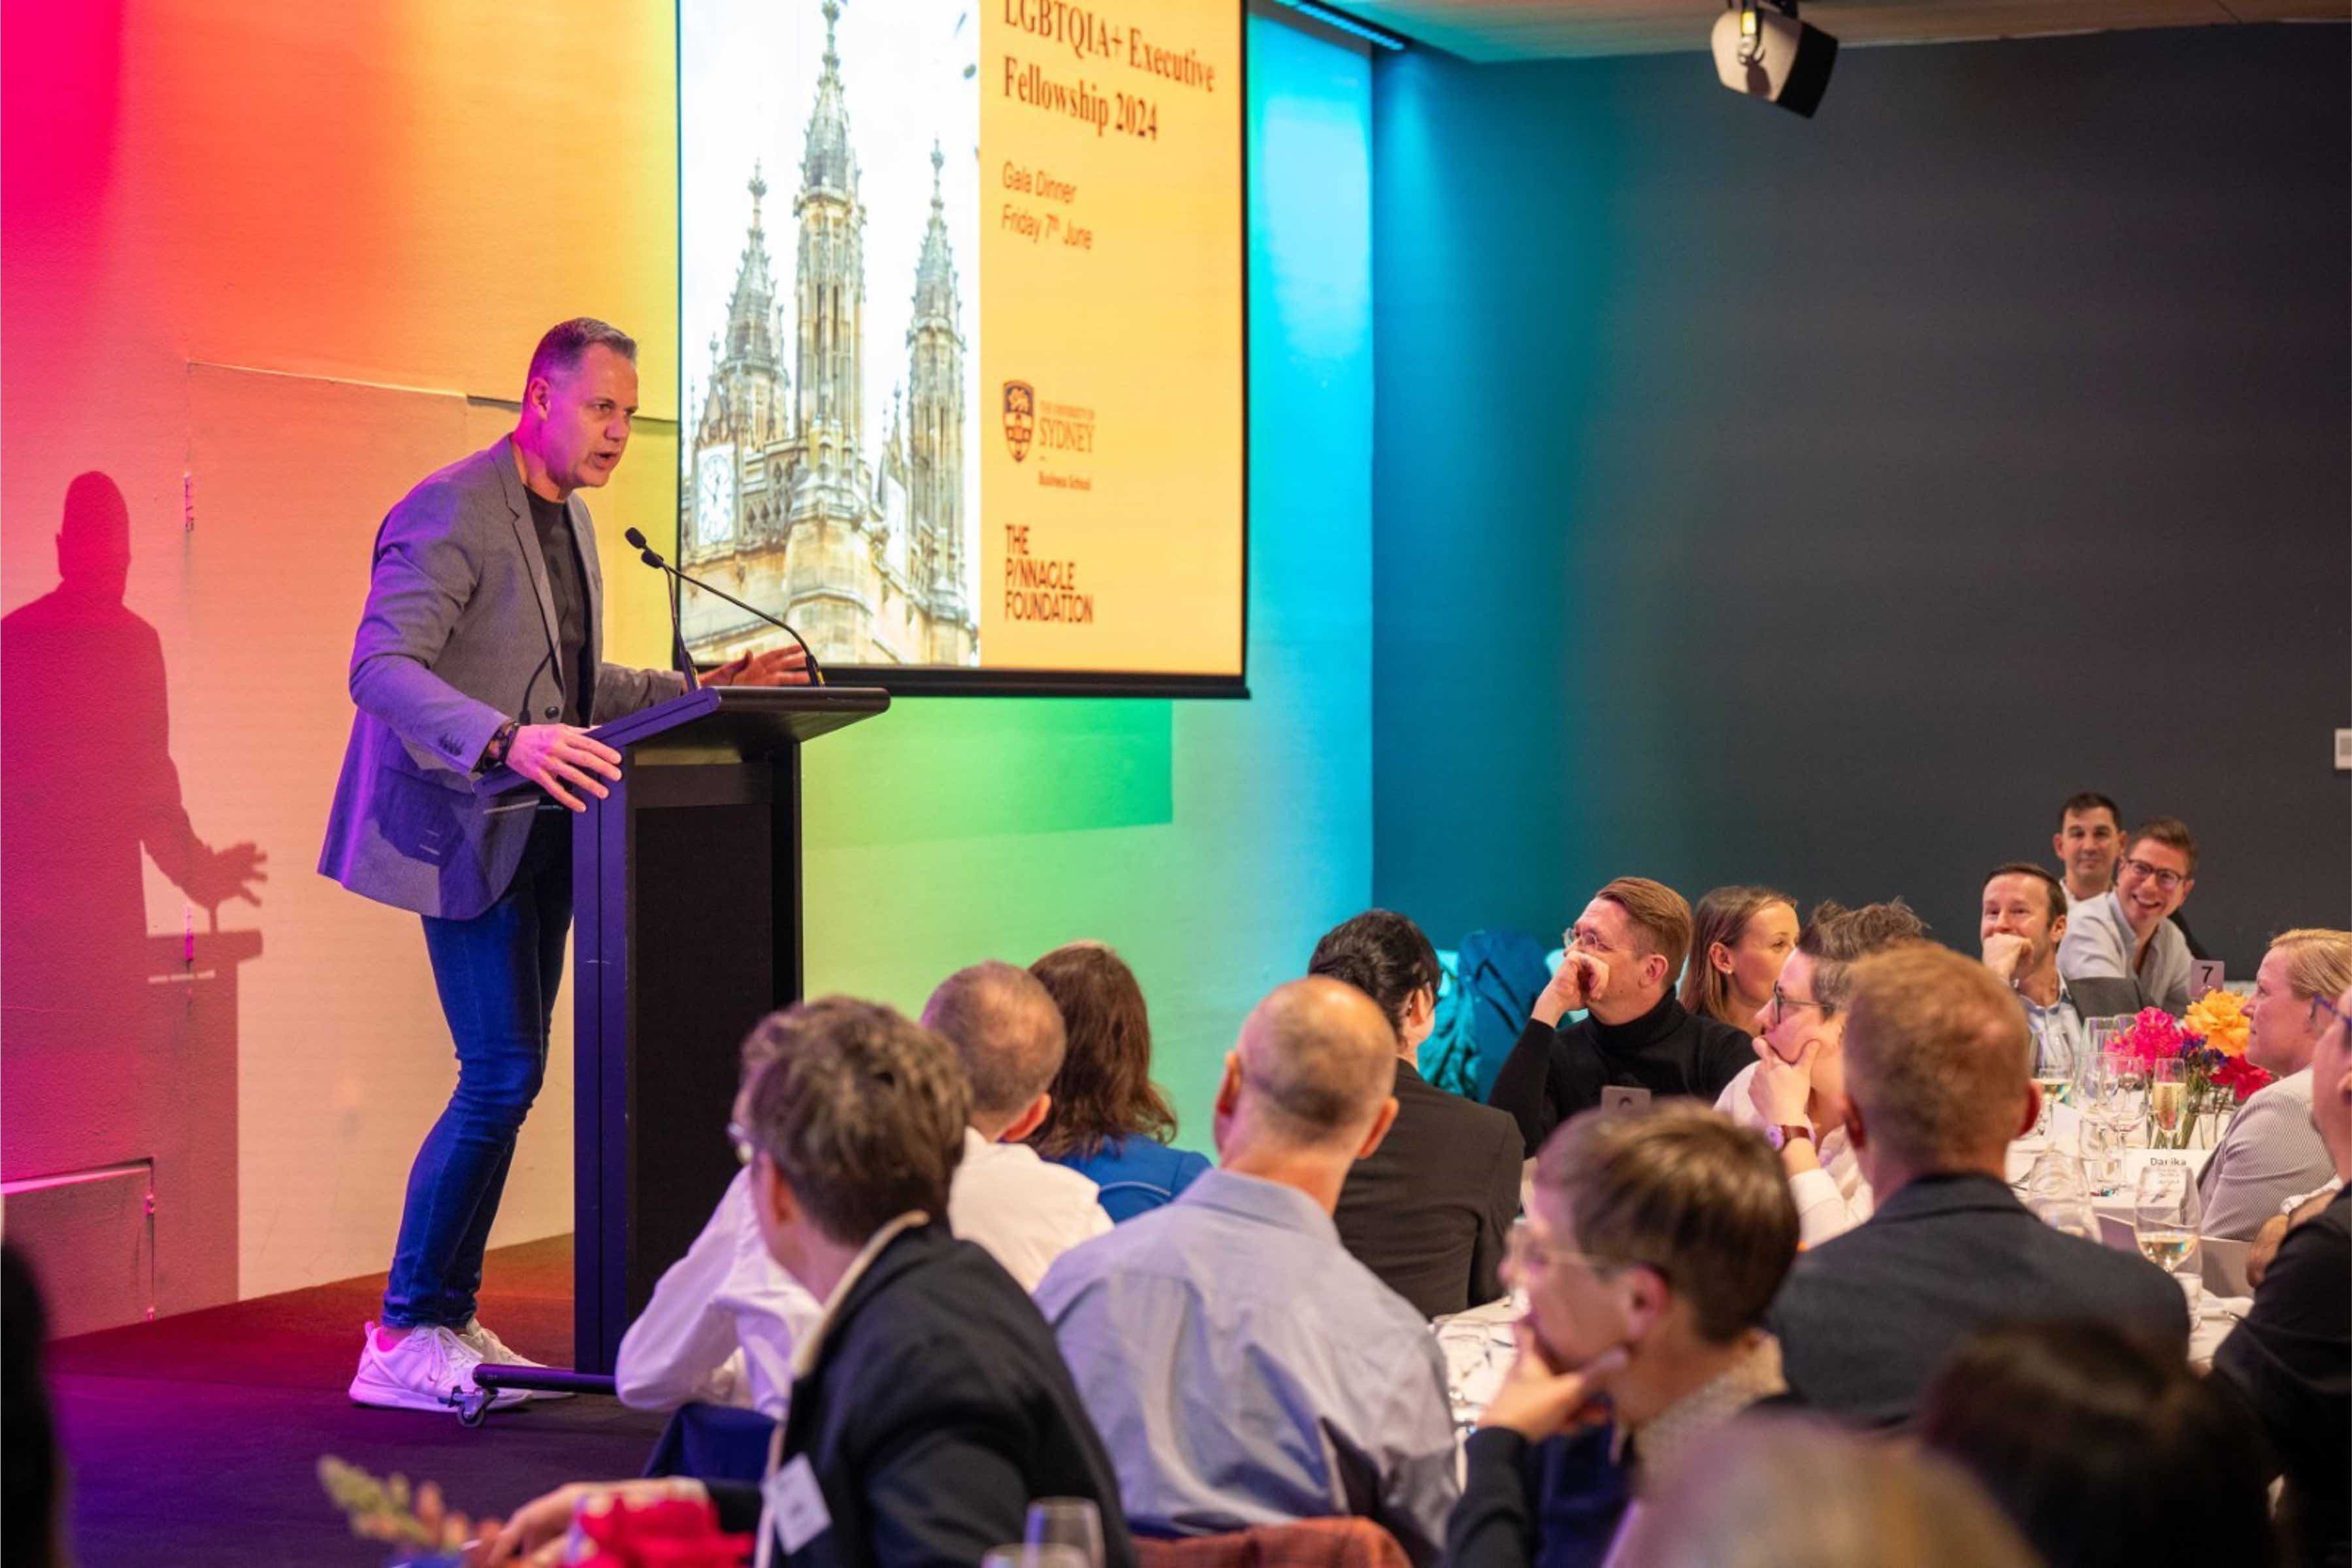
[457,1317,574,1399]
[348,1322,527,1414]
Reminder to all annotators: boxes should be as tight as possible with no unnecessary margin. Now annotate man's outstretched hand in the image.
[702,645,812,687]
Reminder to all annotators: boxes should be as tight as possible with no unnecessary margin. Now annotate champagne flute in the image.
[1024,1500,1105,1568]
[2146,1060,2187,1146]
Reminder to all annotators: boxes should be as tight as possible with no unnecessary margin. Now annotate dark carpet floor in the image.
[50,1235,668,1567]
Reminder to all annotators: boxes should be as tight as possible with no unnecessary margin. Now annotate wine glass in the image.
[2132,1163,2204,1314]
[2019,1149,2101,1241]
[984,1548,1088,1568]
[2104,1051,2150,1147]
[2075,1113,2121,1196]
[1024,1500,1105,1568]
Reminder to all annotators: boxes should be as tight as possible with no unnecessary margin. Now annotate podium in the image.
[489,683,887,1375]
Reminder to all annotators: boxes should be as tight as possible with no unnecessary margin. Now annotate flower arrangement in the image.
[2110,996,2272,1146]
[2183,990,2251,1058]
[319,1459,753,1567]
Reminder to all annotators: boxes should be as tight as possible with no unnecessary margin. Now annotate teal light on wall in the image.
[800,9,1375,1147]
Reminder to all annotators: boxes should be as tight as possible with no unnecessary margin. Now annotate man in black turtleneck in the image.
[1488,877,1754,1153]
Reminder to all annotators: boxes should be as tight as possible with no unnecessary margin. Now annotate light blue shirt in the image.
[2021,983,2088,1080]
[1034,1168,1459,1567]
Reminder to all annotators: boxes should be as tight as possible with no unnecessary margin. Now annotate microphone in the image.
[623,528,826,686]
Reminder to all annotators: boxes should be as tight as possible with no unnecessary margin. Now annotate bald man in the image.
[1036,979,1460,1565]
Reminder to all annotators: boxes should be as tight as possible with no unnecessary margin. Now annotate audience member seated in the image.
[1027,941,1211,1222]
[1311,909,1524,1317]
[1678,885,1797,1030]
[2247,1177,2342,1288]
[1918,1322,2281,1568]
[2199,928,2349,1241]
[1446,1102,1800,1568]
[924,960,1114,1286]
[1036,978,1458,1565]
[1716,900,1927,1246]
[2058,815,2198,1013]
[1769,945,2190,1427]
[610,961,1108,1431]
[483,998,1136,1568]
[1488,877,1752,1152]
[2212,979,2351,1568]
[2051,790,2124,911]
[1615,1416,2037,1568]
[1979,862,2086,1077]
[616,1021,820,1418]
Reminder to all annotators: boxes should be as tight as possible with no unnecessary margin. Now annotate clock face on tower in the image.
[696,444,737,547]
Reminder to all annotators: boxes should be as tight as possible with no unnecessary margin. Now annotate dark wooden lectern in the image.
[486,683,887,1380]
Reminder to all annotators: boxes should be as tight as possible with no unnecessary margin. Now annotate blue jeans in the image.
[382,808,571,1329]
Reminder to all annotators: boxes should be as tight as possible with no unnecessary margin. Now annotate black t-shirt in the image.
[525,490,595,726]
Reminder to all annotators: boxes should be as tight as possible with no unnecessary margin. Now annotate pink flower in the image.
[2114,1007,2189,1064]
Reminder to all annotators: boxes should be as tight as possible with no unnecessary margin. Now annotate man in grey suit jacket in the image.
[1769,944,2189,1428]
[323,319,806,1412]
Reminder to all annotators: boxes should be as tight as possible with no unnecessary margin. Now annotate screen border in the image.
[672,0,1250,700]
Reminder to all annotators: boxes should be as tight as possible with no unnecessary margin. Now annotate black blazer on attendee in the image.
[2212,1185,2349,1568]
[1767,1173,2191,1429]
[1487,993,1754,1156]
[708,1221,1137,1568]
[1333,1060,1525,1318]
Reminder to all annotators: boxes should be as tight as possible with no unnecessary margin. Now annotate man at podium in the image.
[320,318,808,1413]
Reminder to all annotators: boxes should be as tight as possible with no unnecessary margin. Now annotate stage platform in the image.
[48,1235,668,1567]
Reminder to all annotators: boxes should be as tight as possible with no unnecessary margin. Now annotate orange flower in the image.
[2184,989,2250,1058]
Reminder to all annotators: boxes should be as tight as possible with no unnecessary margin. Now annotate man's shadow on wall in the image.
[1,470,267,1333]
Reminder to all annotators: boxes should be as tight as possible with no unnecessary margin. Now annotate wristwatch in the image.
[1772,1123,1813,1151]
[480,719,521,772]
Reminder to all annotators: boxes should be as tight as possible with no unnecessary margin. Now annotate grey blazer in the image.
[318,436,683,919]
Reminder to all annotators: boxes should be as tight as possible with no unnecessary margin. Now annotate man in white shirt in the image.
[924,960,1115,1288]
[2059,817,2198,1014]
[613,1026,821,1416]
[612,962,1108,1416]
[1717,902,1928,1247]
[2051,792,2124,911]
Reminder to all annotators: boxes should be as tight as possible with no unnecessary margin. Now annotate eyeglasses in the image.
[2311,993,2351,1031]
[1503,1220,1659,1287]
[1770,983,1825,1026]
[2119,857,2188,892]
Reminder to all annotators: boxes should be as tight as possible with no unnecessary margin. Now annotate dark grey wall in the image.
[1371,24,2349,968]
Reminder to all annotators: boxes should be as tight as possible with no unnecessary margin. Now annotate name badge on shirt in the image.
[763,1456,832,1553]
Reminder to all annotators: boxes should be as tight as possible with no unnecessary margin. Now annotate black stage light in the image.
[1712,0,1837,118]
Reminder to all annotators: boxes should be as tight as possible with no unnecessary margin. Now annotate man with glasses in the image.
[612,964,1107,1422]
[483,998,1137,1568]
[2058,816,2199,1014]
[1714,902,1928,1245]
[1488,877,1754,1152]
[1447,1103,1799,1568]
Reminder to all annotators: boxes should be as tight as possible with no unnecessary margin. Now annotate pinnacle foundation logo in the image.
[1002,380,1036,463]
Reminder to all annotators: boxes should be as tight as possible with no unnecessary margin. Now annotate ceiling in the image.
[1337,0,2346,60]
